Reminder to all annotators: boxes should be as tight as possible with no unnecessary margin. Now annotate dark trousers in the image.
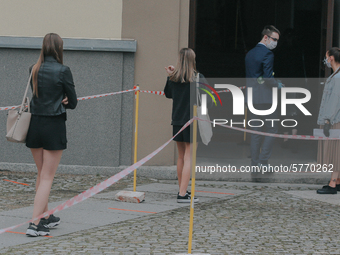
[248,104,278,166]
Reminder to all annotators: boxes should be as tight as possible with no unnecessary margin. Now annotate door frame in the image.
[188,0,197,50]
[320,0,334,78]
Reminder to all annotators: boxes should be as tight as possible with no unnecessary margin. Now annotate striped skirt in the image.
[317,122,340,172]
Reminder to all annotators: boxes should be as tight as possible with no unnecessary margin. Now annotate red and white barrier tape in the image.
[139,86,246,96]
[140,90,165,96]
[0,105,24,111]
[0,88,138,111]
[77,88,137,101]
[0,118,193,235]
[195,116,340,140]
[0,86,247,111]
[1,115,335,233]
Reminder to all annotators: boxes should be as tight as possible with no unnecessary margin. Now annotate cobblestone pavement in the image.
[1,170,340,254]
[0,170,153,212]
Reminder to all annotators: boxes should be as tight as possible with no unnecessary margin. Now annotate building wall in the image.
[0,0,123,39]
[0,0,190,172]
[0,1,136,172]
[122,0,190,166]
[0,40,136,169]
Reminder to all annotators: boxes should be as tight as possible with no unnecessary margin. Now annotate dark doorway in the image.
[191,0,334,163]
[193,0,323,79]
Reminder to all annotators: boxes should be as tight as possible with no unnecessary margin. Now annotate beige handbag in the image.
[6,72,32,143]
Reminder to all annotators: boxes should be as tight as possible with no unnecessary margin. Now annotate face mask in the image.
[266,40,277,50]
[323,57,332,68]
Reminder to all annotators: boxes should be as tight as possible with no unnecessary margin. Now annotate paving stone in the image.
[1,171,340,254]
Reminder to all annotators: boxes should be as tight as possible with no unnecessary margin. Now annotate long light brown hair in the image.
[32,33,64,97]
[169,48,197,83]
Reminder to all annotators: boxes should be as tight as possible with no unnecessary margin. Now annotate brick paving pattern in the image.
[1,170,340,254]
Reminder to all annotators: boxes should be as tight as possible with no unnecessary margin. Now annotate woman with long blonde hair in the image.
[164,48,205,203]
[25,33,77,236]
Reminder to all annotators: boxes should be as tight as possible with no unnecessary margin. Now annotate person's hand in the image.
[277,80,284,89]
[165,65,175,75]
[62,96,69,105]
[324,120,331,137]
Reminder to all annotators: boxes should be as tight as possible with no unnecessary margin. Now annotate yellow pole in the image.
[188,105,198,254]
[133,85,140,192]
[243,106,247,142]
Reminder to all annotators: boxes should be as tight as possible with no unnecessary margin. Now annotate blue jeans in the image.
[248,104,278,166]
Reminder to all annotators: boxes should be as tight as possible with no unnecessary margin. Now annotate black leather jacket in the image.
[30,56,77,116]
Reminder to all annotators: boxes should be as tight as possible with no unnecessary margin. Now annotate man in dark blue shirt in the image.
[245,25,280,168]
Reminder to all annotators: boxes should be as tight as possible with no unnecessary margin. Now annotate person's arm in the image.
[321,79,340,123]
[29,65,34,90]
[61,66,77,109]
[319,78,340,137]
[164,77,172,98]
[262,51,278,87]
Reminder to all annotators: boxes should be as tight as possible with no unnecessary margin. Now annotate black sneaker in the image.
[337,184,340,191]
[40,214,61,228]
[177,193,199,203]
[26,222,50,237]
[177,191,191,195]
[317,185,337,194]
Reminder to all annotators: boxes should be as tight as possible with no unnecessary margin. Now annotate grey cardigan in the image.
[317,69,340,125]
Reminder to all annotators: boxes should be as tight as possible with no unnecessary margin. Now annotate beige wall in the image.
[122,0,190,165]
[0,0,122,38]
[0,0,190,166]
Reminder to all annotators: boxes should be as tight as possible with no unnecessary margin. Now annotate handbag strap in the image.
[19,71,33,114]
[196,73,201,106]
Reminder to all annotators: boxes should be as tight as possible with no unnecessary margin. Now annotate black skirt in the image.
[26,113,67,150]
[173,124,191,143]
